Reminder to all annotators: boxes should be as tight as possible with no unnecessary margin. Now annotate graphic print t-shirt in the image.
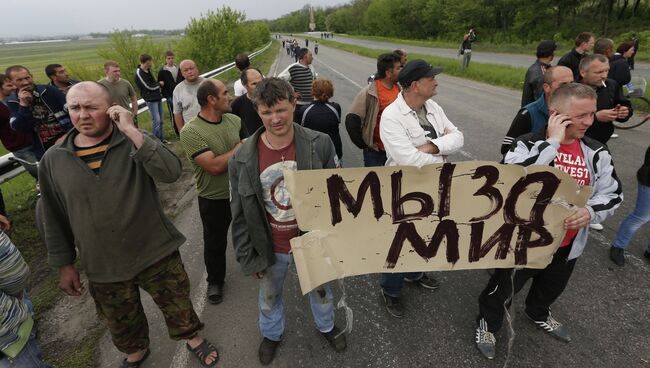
[374,80,399,151]
[554,139,590,246]
[258,138,298,253]
[31,97,65,149]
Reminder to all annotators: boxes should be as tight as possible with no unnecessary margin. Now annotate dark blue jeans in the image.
[0,331,51,368]
[362,148,387,167]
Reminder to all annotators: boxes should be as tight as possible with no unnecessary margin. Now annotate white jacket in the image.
[380,93,464,167]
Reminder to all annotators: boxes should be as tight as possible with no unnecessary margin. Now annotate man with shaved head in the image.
[231,67,264,137]
[39,81,220,367]
[172,59,204,132]
[180,79,242,305]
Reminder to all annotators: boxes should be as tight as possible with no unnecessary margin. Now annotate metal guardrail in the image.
[0,41,274,184]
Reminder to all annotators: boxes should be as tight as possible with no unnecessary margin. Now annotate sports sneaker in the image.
[404,274,440,289]
[610,133,619,139]
[161,139,171,145]
[321,326,347,352]
[258,337,280,365]
[589,223,604,231]
[475,318,496,359]
[381,291,404,318]
[527,313,571,342]
[609,246,625,266]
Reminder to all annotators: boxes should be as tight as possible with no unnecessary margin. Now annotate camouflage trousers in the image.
[88,251,204,354]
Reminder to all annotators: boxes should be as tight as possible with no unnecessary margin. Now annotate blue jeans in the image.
[0,331,51,368]
[612,182,650,251]
[380,272,424,298]
[145,100,164,141]
[12,145,42,179]
[258,252,334,341]
[363,148,387,167]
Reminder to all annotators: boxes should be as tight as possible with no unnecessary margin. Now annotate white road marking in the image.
[313,58,363,89]
[169,271,209,368]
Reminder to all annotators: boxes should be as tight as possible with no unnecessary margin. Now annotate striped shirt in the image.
[278,63,316,105]
[74,133,111,174]
[0,232,32,357]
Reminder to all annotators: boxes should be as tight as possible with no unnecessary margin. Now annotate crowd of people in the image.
[0,31,647,368]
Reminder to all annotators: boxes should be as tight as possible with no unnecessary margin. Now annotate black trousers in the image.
[198,197,232,286]
[478,244,577,333]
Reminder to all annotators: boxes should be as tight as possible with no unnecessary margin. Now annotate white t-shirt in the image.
[234,79,247,97]
[172,78,204,123]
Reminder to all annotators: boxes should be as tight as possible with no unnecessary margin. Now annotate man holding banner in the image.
[229,78,346,365]
[475,83,622,359]
[378,60,464,318]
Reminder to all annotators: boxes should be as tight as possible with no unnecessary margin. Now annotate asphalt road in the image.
[323,34,650,83]
[97,43,650,368]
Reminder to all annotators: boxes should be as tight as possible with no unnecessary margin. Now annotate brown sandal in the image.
[120,349,150,368]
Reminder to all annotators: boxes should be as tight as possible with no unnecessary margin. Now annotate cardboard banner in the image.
[285,162,591,295]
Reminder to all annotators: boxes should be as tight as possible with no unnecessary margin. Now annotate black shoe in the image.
[475,318,496,359]
[404,274,440,289]
[609,247,625,266]
[207,284,223,304]
[644,250,650,260]
[527,313,571,343]
[381,291,404,318]
[258,337,280,365]
[321,326,347,352]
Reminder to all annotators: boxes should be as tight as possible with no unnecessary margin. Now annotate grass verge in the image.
[333,34,650,63]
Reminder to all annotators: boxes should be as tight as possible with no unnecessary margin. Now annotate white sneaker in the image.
[610,133,619,139]
[589,223,604,231]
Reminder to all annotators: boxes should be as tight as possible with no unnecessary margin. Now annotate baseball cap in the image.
[398,60,443,88]
[536,40,557,57]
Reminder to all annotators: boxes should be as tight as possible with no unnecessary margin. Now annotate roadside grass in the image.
[0,39,279,368]
[332,34,650,63]
[312,37,650,111]
[0,36,179,84]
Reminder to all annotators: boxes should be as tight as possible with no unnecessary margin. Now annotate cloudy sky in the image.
[2,0,346,38]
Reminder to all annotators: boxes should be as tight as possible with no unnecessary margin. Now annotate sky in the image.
[2,0,346,38]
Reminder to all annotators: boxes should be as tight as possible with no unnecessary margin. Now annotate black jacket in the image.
[557,48,585,81]
[157,66,184,98]
[298,101,343,159]
[521,60,550,107]
[608,54,631,87]
[585,78,633,144]
[134,67,162,102]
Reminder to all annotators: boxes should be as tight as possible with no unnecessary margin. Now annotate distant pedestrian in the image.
[298,79,343,159]
[44,63,78,94]
[521,40,557,107]
[134,54,166,143]
[557,32,595,81]
[305,38,309,47]
[233,53,250,97]
[460,27,476,71]
[229,78,345,366]
[40,81,219,368]
[157,50,184,137]
[314,41,319,55]
[609,144,650,266]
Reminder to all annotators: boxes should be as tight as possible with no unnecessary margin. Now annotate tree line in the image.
[268,0,649,44]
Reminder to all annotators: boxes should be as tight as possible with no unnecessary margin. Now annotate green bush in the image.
[176,6,270,72]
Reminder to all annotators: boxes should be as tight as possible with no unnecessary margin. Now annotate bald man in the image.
[179,79,242,305]
[39,82,220,367]
[172,59,205,131]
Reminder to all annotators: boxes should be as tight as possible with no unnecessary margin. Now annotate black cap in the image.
[398,60,443,88]
[536,40,557,57]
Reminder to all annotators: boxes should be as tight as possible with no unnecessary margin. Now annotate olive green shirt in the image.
[180,113,241,199]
